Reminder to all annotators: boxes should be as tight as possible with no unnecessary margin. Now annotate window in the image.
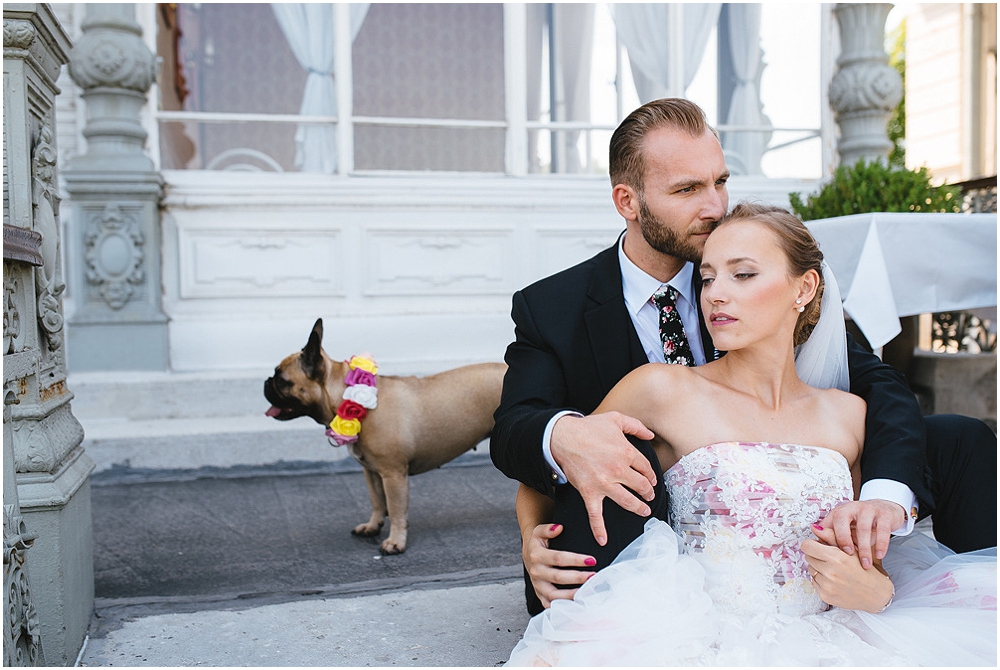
[155,3,826,178]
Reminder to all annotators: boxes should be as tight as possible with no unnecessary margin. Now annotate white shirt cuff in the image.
[542,410,583,485]
[859,479,918,536]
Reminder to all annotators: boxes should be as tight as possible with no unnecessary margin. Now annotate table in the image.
[805,213,997,349]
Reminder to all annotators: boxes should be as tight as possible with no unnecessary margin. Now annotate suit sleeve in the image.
[491,290,573,496]
[847,335,933,511]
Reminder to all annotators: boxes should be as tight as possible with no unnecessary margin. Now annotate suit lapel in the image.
[584,244,648,393]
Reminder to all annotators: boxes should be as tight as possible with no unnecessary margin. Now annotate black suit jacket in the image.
[491,241,933,509]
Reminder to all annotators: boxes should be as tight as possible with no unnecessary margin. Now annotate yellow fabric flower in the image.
[349,355,379,375]
[330,415,362,437]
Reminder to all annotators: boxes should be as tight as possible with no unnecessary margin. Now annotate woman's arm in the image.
[516,484,597,609]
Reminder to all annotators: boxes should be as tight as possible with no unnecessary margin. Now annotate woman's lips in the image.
[709,313,737,326]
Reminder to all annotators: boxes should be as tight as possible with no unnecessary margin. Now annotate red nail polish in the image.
[584,557,597,567]
[812,524,824,531]
[549,524,560,532]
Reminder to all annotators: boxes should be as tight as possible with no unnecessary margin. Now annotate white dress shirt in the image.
[541,234,917,533]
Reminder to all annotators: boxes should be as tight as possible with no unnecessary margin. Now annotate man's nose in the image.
[701,187,726,221]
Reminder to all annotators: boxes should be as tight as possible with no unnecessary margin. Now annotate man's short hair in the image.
[609,98,716,192]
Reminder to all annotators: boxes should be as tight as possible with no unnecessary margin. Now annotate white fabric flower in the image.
[343,384,378,409]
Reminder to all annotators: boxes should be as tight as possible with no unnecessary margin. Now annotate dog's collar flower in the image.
[327,354,379,446]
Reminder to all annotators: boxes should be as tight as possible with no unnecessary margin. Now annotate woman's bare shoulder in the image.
[817,386,866,416]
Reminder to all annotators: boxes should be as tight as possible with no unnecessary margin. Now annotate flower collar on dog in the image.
[326,354,379,446]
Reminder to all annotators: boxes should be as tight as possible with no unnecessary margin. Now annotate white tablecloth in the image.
[805,213,997,348]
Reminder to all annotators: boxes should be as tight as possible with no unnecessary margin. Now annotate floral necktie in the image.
[652,286,695,366]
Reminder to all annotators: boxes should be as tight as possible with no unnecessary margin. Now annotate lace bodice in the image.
[666,442,853,617]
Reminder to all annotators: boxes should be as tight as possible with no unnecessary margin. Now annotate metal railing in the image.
[930,175,997,353]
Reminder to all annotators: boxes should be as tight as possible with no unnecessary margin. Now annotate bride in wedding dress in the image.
[506,203,996,667]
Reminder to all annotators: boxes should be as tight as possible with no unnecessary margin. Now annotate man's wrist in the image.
[542,411,582,485]
[859,479,918,535]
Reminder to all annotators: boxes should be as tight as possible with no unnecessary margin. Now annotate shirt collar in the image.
[619,233,697,318]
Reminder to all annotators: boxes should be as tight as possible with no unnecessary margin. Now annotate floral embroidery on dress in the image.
[666,442,853,616]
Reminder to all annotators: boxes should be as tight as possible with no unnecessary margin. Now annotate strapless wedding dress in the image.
[507,442,996,666]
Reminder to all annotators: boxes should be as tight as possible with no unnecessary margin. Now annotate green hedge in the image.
[790,159,961,221]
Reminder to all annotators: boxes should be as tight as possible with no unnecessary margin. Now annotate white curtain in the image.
[721,4,771,175]
[612,3,721,102]
[526,4,595,173]
[272,3,369,173]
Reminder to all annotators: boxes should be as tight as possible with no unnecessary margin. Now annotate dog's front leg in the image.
[352,466,387,538]
[379,472,410,555]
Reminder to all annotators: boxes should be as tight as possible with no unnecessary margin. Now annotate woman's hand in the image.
[801,532,894,613]
[523,522,596,609]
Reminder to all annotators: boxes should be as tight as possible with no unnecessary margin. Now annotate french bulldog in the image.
[264,318,506,554]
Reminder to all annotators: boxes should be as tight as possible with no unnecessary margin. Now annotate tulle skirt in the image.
[506,520,996,666]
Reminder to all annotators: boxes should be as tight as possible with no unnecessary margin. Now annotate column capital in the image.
[829,3,902,166]
[67,4,154,93]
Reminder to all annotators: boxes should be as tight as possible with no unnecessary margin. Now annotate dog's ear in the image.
[300,318,325,382]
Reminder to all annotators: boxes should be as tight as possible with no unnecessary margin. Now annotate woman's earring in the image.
[795,298,804,313]
[797,306,805,313]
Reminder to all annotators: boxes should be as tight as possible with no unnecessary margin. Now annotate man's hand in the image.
[549,412,657,546]
[812,499,906,569]
[523,523,596,608]
[802,537,895,612]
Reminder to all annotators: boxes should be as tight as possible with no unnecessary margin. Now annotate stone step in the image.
[67,369,350,473]
[81,414,347,474]
[68,369,276,421]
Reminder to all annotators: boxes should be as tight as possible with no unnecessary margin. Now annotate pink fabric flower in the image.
[344,367,377,387]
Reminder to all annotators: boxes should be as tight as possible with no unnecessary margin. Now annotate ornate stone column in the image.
[828,3,903,166]
[3,4,93,665]
[63,3,167,371]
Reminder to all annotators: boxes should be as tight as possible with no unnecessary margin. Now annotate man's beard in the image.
[637,194,704,264]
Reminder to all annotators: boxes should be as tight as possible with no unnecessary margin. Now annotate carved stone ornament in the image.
[3,504,43,667]
[13,421,57,473]
[84,204,145,310]
[31,124,65,356]
[828,61,902,115]
[2,19,36,50]
[3,263,21,356]
[68,25,155,93]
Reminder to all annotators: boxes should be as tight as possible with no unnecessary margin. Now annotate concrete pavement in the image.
[79,453,532,666]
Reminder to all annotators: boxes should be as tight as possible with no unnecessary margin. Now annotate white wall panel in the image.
[179,229,345,299]
[364,229,514,295]
[159,172,812,372]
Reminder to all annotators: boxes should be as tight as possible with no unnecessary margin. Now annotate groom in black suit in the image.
[491,98,996,615]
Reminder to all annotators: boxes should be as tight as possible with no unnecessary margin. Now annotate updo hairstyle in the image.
[715,202,825,346]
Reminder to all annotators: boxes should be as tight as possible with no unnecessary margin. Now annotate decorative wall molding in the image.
[178,228,344,299]
[83,203,146,309]
[364,229,513,295]
[157,171,818,371]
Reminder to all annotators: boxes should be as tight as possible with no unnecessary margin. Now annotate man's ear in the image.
[301,318,325,382]
[612,183,641,224]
